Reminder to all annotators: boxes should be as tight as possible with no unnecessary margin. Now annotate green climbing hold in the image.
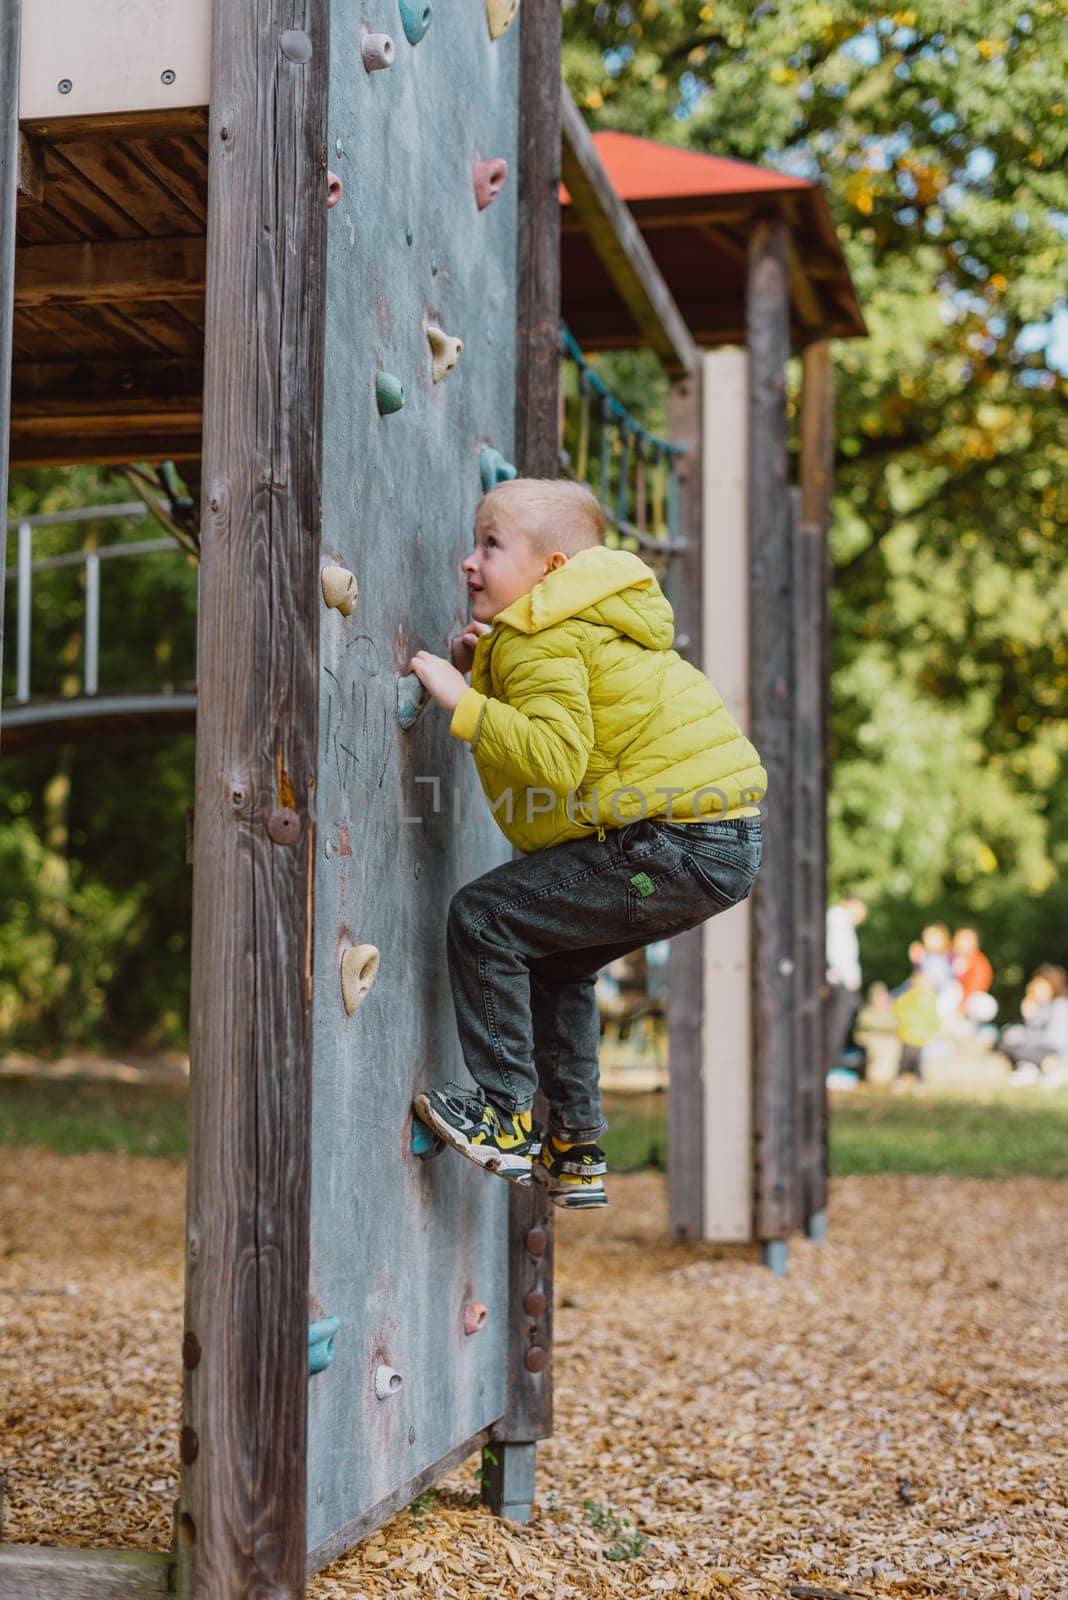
[376,372,405,416]
[480,445,518,493]
[398,0,432,45]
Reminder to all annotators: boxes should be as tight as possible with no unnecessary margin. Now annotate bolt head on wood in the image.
[523,1289,547,1317]
[361,31,396,71]
[181,1331,202,1370]
[321,564,358,616]
[179,1426,199,1465]
[266,807,301,845]
[280,28,313,62]
[524,1345,547,1374]
[524,1226,547,1258]
[341,943,381,1015]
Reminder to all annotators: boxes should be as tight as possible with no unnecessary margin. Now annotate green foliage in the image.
[407,1487,438,1529]
[564,4,1068,989]
[0,1079,188,1158]
[830,1085,1068,1179]
[582,1498,650,1562]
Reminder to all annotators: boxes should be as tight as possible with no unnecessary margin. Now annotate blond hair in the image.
[480,477,606,557]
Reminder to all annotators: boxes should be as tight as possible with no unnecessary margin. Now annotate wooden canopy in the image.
[561,129,866,351]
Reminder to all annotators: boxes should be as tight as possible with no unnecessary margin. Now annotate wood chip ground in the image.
[1,1153,1064,1598]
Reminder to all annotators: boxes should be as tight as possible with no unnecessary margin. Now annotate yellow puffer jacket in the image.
[449,545,767,853]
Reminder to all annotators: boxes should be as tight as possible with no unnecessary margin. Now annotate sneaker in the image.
[413,1083,537,1185]
[532,1133,608,1209]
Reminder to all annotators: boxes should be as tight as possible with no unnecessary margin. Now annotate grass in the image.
[2,1076,1066,1181]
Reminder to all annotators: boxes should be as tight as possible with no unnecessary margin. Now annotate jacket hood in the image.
[494,545,674,649]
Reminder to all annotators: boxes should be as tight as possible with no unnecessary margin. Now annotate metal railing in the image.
[4,503,187,706]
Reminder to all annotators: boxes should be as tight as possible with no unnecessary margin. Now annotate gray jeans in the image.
[447,815,763,1141]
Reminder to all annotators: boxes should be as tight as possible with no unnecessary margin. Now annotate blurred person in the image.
[920,923,961,1024]
[892,972,940,1085]
[998,965,1068,1085]
[826,895,867,1077]
[951,927,998,1030]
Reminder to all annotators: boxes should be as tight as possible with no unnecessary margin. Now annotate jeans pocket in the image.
[674,833,762,909]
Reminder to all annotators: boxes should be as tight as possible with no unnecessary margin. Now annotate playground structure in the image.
[0,2,864,1594]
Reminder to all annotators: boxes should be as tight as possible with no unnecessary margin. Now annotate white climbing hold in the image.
[341,944,380,1015]
[486,0,519,39]
[361,31,395,71]
[322,564,358,617]
[374,1364,403,1400]
[427,324,463,384]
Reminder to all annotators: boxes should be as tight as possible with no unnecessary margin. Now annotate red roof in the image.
[561,130,811,205]
[560,130,865,349]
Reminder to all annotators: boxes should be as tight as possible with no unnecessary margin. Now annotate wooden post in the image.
[0,0,22,749]
[799,340,835,1234]
[180,2,329,1595]
[666,367,705,1240]
[486,0,561,1509]
[746,214,798,1248]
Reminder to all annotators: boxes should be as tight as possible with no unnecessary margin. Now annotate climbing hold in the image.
[463,1302,488,1336]
[321,564,358,617]
[398,0,432,45]
[341,943,381,1015]
[374,1364,403,1399]
[309,1317,340,1376]
[327,171,343,208]
[375,372,405,416]
[485,0,519,39]
[427,324,463,384]
[473,158,509,210]
[397,672,430,730]
[361,31,395,71]
[480,445,518,493]
[412,1114,446,1160]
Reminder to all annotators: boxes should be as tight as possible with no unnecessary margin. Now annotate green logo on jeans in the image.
[630,872,656,897]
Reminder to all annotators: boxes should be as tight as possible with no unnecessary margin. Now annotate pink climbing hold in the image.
[327,171,343,208]
[473,158,509,211]
[361,31,395,72]
[463,1302,488,1336]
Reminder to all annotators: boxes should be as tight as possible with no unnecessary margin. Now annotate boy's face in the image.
[462,502,564,622]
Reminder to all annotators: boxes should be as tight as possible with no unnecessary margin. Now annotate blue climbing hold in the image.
[398,0,432,45]
[308,1316,340,1376]
[480,445,518,494]
[397,672,430,731]
[412,1114,445,1160]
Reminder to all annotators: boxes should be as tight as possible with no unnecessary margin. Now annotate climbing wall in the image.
[307,0,522,1567]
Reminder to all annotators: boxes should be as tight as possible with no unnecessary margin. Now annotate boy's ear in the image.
[542,551,568,576]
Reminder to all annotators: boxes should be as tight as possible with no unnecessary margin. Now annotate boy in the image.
[408,478,766,1209]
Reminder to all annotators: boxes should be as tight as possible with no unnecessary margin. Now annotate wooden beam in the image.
[0,1545,174,1599]
[788,237,825,340]
[667,365,706,1240]
[746,214,798,1245]
[0,0,21,756]
[800,340,835,530]
[8,430,204,469]
[16,132,45,202]
[488,0,563,1487]
[561,202,755,236]
[180,1,329,1595]
[20,107,209,142]
[10,356,202,415]
[14,237,206,307]
[560,86,698,378]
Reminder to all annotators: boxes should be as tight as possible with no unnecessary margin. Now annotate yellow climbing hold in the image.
[427,324,463,384]
[321,565,358,617]
[486,0,519,40]
[341,944,381,1015]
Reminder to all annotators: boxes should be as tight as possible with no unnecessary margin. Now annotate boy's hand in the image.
[450,620,492,674]
[406,651,469,712]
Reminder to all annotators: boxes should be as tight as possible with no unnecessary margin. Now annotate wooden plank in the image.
[0,0,22,752]
[15,237,206,306]
[16,132,44,202]
[10,356,202,414]
[21,108,210,142]
[746,213,798,1243]
[180,0,329,1595]
[666,368,705,1241]
[489,0,562,1467]
[12,297,204,363]
[0,1545,173,1599]
[800,340,835,1223]
[124,136,210,227]
[560,86,697,379]
[788,237,826,342]
[56,139,206,237]
[8,430,203,469]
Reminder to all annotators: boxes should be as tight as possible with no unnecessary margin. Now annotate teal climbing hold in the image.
[480,445,518,493]
[397,672,430,731]
[308,1316,340,1376]
[398,0,432,45]
[375,372,405,416]
[412,1114,446,1160]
